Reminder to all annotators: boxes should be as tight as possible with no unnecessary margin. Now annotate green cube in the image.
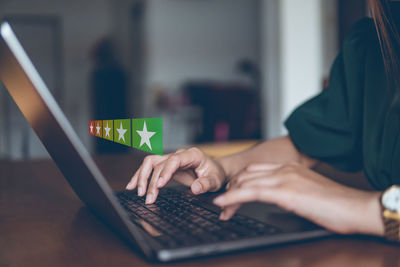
[113,119,131,147]
[132,118,163,155]
[102,120,113,141]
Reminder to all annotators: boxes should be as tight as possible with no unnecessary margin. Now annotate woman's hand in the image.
[214,162,384,236]
[126,147,227,204]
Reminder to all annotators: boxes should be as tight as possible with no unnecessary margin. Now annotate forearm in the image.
[216,135,318,178]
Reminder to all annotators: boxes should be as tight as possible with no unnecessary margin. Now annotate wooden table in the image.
[1,153,399,267]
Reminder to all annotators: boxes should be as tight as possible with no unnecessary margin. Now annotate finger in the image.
[156,155,182,188]
[237,177,280,188]
[126,166,141,190]
[157,148,204,188]
[219,204,241,220]
[172,170,197,187]
[228,170,275,189]
[246,162,282,172]
[213,187,277,207]
[146,162,165,204]
[191,175,220,194]
[137,155,165,196]
[229,175,279,190]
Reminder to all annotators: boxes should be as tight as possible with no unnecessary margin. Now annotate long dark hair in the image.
[369,0,400,106]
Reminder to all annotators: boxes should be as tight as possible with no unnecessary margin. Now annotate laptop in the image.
[0,21,331,262]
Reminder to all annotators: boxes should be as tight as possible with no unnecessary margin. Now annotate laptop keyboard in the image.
[116,188,281,248]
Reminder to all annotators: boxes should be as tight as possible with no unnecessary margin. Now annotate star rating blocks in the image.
[114,119,131,147]
[89,121,95,136]
[132,118,163,155]
[89,117,163,155]
[95,121,102,138]
[102,120,113,141]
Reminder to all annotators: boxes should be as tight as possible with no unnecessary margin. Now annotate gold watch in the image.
[381,185,400,242]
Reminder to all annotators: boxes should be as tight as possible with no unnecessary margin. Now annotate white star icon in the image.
[90,123,94,134]
[136,121,156,150]
[104,122,111,138]
[96,123,101,135]
[116,122,127,143]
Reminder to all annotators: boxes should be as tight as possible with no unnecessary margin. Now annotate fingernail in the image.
[146,193,154,204]
[192,181,203,194]
[219,211,228,220]
[156,177,164,188]
[126,182,133,190]
[213,196,225,206]
[138,187,144,196]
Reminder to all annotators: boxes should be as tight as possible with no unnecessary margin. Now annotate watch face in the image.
[382,186,400,211]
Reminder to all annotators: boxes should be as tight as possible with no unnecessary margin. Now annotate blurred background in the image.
[0,0,368,159]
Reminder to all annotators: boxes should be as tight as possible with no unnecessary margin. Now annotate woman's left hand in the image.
[213,162,384,236]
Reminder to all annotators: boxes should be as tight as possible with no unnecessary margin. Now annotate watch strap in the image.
[384,217,400,241]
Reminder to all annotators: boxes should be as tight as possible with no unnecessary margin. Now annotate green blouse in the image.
[285,18,400,190]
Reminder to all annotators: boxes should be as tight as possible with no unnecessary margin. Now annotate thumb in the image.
[191,176,220,195]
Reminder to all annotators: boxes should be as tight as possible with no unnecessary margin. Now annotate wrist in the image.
[356,191,384,236]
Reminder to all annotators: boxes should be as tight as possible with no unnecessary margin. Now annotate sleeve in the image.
[284,18,374,172]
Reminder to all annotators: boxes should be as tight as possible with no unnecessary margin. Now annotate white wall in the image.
[260,0,281,139]
[261,0,338,138]
[280,0,324,129]
[143,0,261,109]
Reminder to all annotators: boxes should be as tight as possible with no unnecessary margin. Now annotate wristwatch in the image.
[381,185,400,241]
